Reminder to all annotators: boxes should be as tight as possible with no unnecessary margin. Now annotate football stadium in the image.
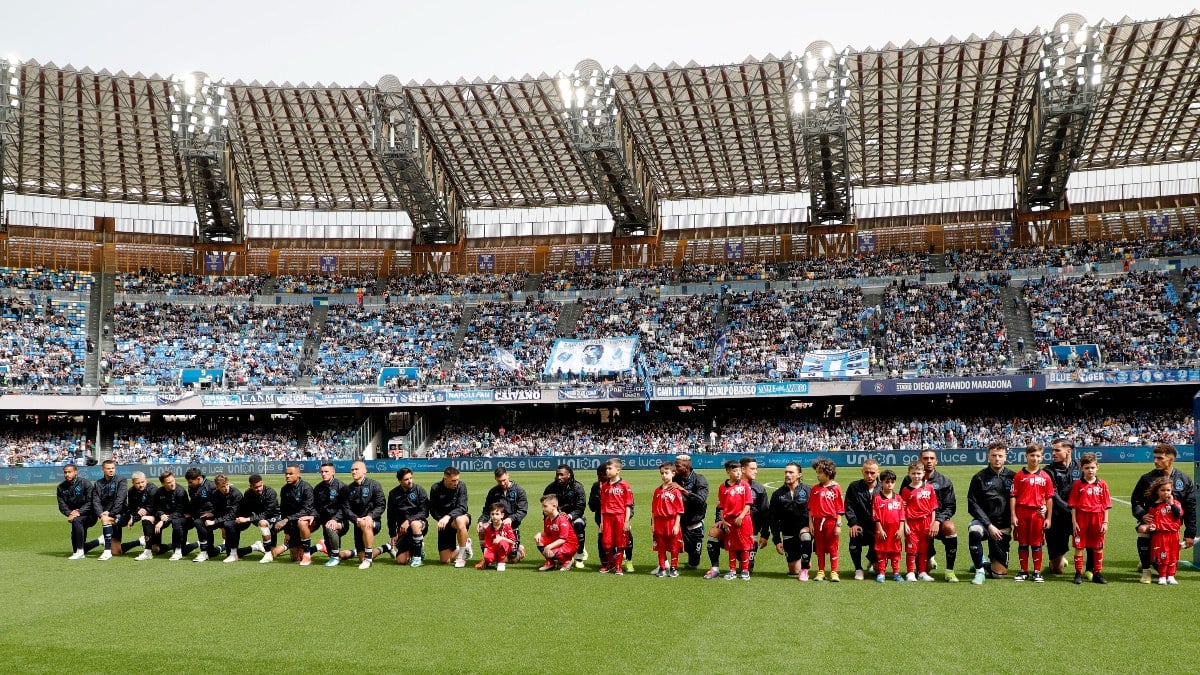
[2,3,1199,672]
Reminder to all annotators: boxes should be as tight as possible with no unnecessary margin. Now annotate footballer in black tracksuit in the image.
[57,470,96,552]
[967,465,1016,572]
[125,479,159,546]
[1131,466,1197,568]
[429,476,470,553]
[185,477,218,555]
[673,467,709,567]
[747,478,769,570]
[1044,457,1081,564]
[279,477,317,547]
[902,468,958,570]
[843,477,880,573]
[480,478,529,560]
[543,469,588,549]
[92,471,129,548]
[387,480,429,559]
[314,474,348,554]
[234,483,281,551]
[769,480,812,569]
[152,479,190,552]
[344,476,386,551]
[210,483,243,553]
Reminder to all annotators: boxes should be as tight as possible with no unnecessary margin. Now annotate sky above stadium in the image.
[4,0,1194,85]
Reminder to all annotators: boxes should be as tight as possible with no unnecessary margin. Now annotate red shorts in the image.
[535,532,578,560]
[1151,531,1181,568]
[875,523,902,554]
[813,515,839,554]
[652,517,682,553]
[1015,506,1046,547]
[600,515,628,550]
[1072,511,1106,550]
[905,517,932,555]
[722,517,755,552]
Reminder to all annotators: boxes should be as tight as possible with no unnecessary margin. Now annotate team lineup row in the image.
[55,441,1196,584]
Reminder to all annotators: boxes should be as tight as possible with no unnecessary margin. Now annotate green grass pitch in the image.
[1,463,1195,673]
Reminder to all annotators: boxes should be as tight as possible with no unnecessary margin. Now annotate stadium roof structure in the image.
[1,12,1198,219]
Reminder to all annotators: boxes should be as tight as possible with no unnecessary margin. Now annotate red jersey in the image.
[652,484,686,520]
[872,493,905,535]
[1068,478,1112,513]
[543,512,578,548]
[900,482,939,521]
[482,521,516,546]
[718,479,753,523]
[1010,468,1055,509]
[809,482,844,520]
[1149,501,1184,534]
[600,479,634,515]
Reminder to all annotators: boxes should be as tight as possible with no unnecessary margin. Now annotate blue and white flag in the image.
[799,348,870,378]
[492,347,521,373]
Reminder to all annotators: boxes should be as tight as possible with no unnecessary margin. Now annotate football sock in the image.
[943,535,958,569]
[102,525,113,548]
[1093,548,1104,572]
[706,538,722,568]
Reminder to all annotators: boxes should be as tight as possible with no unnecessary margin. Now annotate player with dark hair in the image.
[739,457,769,572]
[844,459,880,581]
[271,464,316,565]
[92,459,129,561]
[1044,438,1081,574]
[1130,442,1196,583]
[673,453,709,570]
[430,466,472,566]
[809,458,844,581]
[967,442,1017,585]
[231,473,281,562]
[543,464,588,568]
[343,460,386,570]
[900,449,959,582]
[57,464,98,560]
[207,474,243,562]
[478,466,528,564]
[770,462,813,581]
[151,470,192,561]
[183,467,217,562]
[313,463,349,566]
[381,467,429,567]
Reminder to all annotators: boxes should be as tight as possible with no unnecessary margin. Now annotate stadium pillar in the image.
[791,42,856,260]
[170,73,244,244]
[373,76,467,253]
[0,58,21,232]
[558,60,662,244]
[1014,14,1103,245]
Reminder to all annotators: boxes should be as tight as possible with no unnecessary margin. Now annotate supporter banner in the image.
[7,445,1185,484]
[611,382,649,399]
[1048,344,1101,363]
[201,394,240,406]
[493,388,542,402]
[704,383,756,398]
[319,255,337,273]
[1047,369,1200,385]
[992,224,1012,245]
[861,375,1045,396]
[755,382,810,396]
[800,349,870,378]
[378,367,420,386]
[655,384,707,398]
[543,337,637,376]
[203,254,224,273]
[557,387,606,401]
[477,254,495,272]
[492,348,520,373]
[445,389,494,402]
[857,233,876,254]
[360,391,446,405]
[103,393,158,406]
[1148,214,1170,236]
[180,368,223,385]
[573,249,593,267]
[725,242,743,260]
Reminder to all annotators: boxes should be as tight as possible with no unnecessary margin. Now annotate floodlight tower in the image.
[792,41,855,258]
[170,72,243,243]
[0,57,21,231]
[558,60,660,266]
[1014,13,1104,245]
[373,74,465,253]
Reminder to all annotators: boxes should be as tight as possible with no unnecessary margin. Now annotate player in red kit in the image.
[475,503,517,572]
[714,460,754,581]
[808,458,845,582]
[599,460,634,575]
[900,460,939,582]
[1068,452,1111,584]
[535,494,578,571]
[1145,477,1184,585]
[651,462,685,577]
[1010,443,1055,582]
[872,469,905,582]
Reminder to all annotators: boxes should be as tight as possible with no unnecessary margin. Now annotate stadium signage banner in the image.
[493,388,542,402]
[103,394,158,405]
[704,383,756,398]
[755,382,810,396]
[556,387,606,401]
[543,337,638,376]
[4,445,1191,485]
[860,375,1046,396]
[800,349,870,378]
[1047,368,1200,385]
[655,384,707,398]
[445,389,494,402]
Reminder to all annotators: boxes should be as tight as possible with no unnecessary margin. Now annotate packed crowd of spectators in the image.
[716,288,866,378]
[572,294,720,377]
[541,265,680,292]
[1023,271,1197,367]
[948,235,1200,272]
[114,271,267,296]
[876,278,1012,376]
[109,420,352,464]
[310,303,463,386]
[450,300,561,387]
[783,252,934,280]
[106,302,311,387]
[677,262,776,283]
[0,425,92,466]
[275,274,376,295]
[425,417,709,458]
[382,272,525,297]
[0,266,93,292]
[0,297,88,389]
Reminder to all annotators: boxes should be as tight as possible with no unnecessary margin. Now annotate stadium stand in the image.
[109,416,360,463]
[782,252,933,280]
[114,271,266,296]
[0,266,94,292]
[451,300,561,387]
[572,294,720,378]
[0,296,89,389]
[312,303,463,386]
